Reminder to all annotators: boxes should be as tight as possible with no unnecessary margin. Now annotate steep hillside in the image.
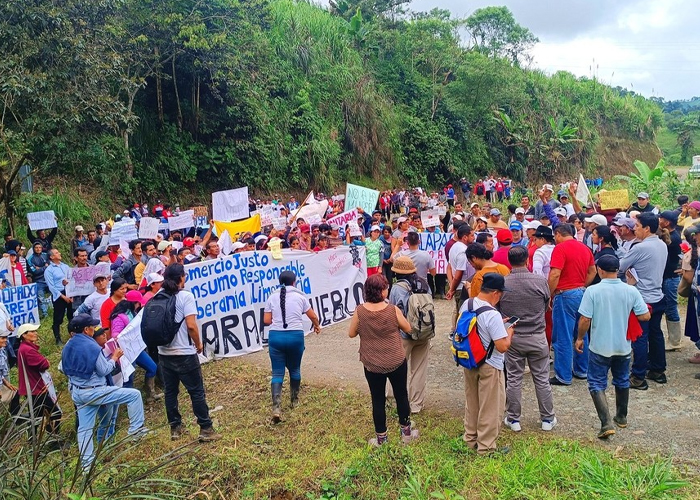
[595,136,662,177]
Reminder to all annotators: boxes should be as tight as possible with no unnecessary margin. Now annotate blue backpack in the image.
[451,298,495,370]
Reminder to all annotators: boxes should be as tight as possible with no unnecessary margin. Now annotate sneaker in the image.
[629,376,648,391]
[170,425,183,441]
[541,417,558,432]
[400,425,419,444]
[198,427,222,442]
[549,377,569,386]
[503,417,521,432]
[130,426,151,441]
[369,433,388,447]
[688,352,700,364]
[646,371,667,384]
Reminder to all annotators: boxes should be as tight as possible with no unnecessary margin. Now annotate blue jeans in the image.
[35,281,50,317]
[662,276,680,321]
[268,330,305,384]
[70,385,145,470]
[632,298,666,378]
[123,349,158,388]
[587,351,630,392]
[552,289,588,384]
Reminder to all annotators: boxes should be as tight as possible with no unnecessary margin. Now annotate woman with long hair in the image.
[380,227,394,286]
[263,270,321,423]
[466,243,510,298]
[349,273,418,446]
[683,226,700,367]
[100,278,128,329]
[590,225,619,286]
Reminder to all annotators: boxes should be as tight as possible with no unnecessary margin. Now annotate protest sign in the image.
[421,209,440,228]
[437,205,447,217]
[345,183,380,215]
[195,216,209,228]
[66,263,110,298]
[293,199,329,224]
[419,232,449,275]
[326,209,358,228]
[347,221,363,236]
[185,247,367,359]
[192,206,209,218]
[0,284,39,327]
[138,217,159,239]
[27,211,57,231]
[116,311,147,367]
[213,214,262,240]
[259,206,275,226]
[272,217,287,230]
[305,213,322,225]
[168,210,195,231]
[110,219,138,244]
[599,189,630,210]
[212,187,249,222]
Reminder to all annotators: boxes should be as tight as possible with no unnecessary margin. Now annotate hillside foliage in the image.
[1,0,664,204]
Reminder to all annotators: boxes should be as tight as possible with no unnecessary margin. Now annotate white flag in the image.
[218,230,233,255]
[575,173,591,205]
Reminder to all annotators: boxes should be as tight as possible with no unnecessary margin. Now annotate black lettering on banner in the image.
[221,315,243,353]
[241,309,260,348]
[315,294,332,326]
[353,282,364,306]
[201,320,220,353]
[330,290,346,322]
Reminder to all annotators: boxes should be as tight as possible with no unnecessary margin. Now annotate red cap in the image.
[496,229,513,245]
[183,237,195,248]
[134,203,140,208]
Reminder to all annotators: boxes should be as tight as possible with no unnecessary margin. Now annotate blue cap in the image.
[509,221,523,231]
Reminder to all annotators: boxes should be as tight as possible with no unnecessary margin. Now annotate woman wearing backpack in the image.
[263,270,322,423]
[388,256,433,415]
[349,272,418,446]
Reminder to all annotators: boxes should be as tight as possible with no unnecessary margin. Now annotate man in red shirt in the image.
[548,224,597,385]
[492,229,513,269]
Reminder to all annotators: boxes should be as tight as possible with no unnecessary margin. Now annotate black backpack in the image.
[140,292,183,347]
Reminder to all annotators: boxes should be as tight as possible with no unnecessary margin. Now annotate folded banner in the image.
[419,232,449,275]
[185,247,367,359]
[213,214,262,241]
[0,284,39,327]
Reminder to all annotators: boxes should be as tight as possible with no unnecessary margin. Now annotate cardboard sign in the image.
[192,206,209,218]
[138,217,160,239]
[345,183,380,215]
[212,187,249,222]
[599,189,630,210]
[27,211,57,231]
[421,209,440,228]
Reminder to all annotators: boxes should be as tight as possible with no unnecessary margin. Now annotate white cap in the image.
[515,207,525,214]
[75,225,84,232]
[526,221,541,230]
[146,273,164,286]
[554,207,567,216]
[254,234,268,244]
[370,225,381,232]
[584,214,608,226]
[232,241,246,251]
[397,216,408,223]
[542,184,553,192]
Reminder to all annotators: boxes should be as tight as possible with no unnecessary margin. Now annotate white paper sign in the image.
[66,263,111,298]
[421,209,440,228]
[41,371,59,405]
[259,206,275,226]
[110,219,138,244]
[139,217,159,239]
[116,312,147,366]
[437,205,447,216]
[305,213,322,225]
[27,211,57,231]
[348,222,363,237]
[212,187,249,222]
[167,210,195,231]
[272,217,287,230]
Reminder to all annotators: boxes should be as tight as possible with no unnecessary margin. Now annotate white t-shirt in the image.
[459,297,507,370]
[532,244,555,277]
[395,249,435,281]
[158,290,198,356]
[81,290,110,321]
[265,287,310,331]
[449,241,475,290]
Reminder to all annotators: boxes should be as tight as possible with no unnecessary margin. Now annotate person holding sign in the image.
[26,226,57,253]
[263,271,322,423]
[44,249,73,345]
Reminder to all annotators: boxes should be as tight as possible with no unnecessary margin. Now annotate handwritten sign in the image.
[348,221,363,237]
[598,189,630,210]
[168,210,195,231]
[138,217,159,239]
[0,284,39,327]
[110,219,138,244]
[272,217,288,230]
[421,209,440,228]
[192,206,209,218]
[66,263,110,298]
[212,187,249,222]
[326,209,358,228]
[345,183,379,215]
[27,211,57,231]
[419,232,449,274]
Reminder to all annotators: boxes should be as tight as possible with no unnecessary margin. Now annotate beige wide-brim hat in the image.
[391,256,417,274]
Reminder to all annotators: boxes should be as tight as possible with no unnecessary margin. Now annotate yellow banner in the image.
[598,189,629,210]
[213,214,261,241]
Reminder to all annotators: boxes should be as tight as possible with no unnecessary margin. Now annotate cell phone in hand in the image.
[504,316,520,329]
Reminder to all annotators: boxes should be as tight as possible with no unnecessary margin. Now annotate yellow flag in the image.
[213,214,262,241]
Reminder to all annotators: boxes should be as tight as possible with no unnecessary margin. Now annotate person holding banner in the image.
[263,270,321,423]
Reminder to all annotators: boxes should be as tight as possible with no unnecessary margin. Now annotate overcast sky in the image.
[319,0,698,101]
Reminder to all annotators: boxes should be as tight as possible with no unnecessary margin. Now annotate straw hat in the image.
[391,256,417,274]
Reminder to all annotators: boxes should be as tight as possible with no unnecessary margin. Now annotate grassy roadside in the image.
[5,323,698,500]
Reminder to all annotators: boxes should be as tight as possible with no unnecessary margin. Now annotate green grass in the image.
[4,323,698,500]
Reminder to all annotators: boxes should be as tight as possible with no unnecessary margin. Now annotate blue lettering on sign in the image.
[420,232,448,251]
[1,284,39,327]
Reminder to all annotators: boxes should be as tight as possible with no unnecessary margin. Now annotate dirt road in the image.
[237,297,700,466]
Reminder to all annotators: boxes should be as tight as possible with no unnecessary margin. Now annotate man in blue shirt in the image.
[62,314,146,471]
[577,255,650,440]
[44,249,73,345]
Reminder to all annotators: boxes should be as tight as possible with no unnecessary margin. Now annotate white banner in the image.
[0,284,39,327]
[116,311,147,366]
[212,187,249,222]
[345,183,379,215]
[139,217,160,239]
[167,210,195,231]
[419,232,449,275]
[27,211,57,231]
[326,209,358,228]
[184,247,367,359]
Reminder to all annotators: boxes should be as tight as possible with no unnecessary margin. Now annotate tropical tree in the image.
[465,6,539,66]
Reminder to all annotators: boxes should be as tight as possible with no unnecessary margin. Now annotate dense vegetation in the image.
[1,0,664,208]
[654,97,700,165]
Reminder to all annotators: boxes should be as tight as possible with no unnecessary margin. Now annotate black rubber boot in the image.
[271,383,283,423]
[613,387,629,428]
[290,379,301,408]
[590,390,615,439]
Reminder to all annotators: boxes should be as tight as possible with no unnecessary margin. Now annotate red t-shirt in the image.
[550,238,594,290]
[492,246,512,269]
[100,297,119,329]
[527,243,537,271]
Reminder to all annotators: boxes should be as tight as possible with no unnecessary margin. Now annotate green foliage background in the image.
[0,0,665,202]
